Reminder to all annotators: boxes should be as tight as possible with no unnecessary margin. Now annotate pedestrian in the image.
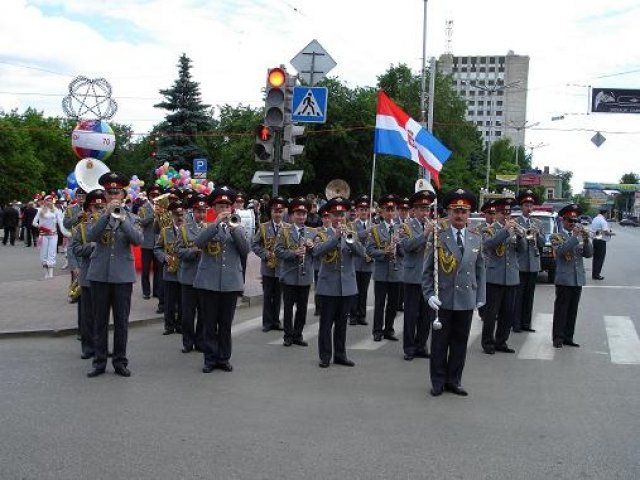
[551,204,593,349]
[590,208,612,280]
[32,195,63,279]
[423,188,485,397]
[2,201,19,246]
[22,202,39,247]
[86,172,143,378]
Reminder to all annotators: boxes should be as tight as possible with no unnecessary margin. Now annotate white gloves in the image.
[428,296,442,311]
[476,301,485,309]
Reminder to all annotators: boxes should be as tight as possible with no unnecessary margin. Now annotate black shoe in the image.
[404,354,414,361]
[430,386,444,397]
[553,341,563,348]
[445,383,469,396]
[483,347,496,355]
[271,324,284,331]
[592,275,604,280]
[143,294,151,300]
[155,307,164,314]
[181,347,193,353]
[262,326,272,332]
[319,360,330,368]
[563,340,580,347]
[313,310,320,316]
[384,334,399,342]
[398,305,404,312]
[349,319,357,326]
[414,350,430,359]
[202,364,216,373]
[217,362,233,372]
[76,335,82,341]
[334,357,355,367]
[114,366,131,377]
[292,339,308,347]
[512,328,522,333]
[87,368,105,378]
[356,319,369,326]
[373,333,383,342]
[522,326,536,332]
[162,329,174,335]
[80,352,94,360]
[495,345,515,353]
[283,338,293,347]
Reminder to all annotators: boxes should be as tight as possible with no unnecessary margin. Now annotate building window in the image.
[496,120,502,126]
[452,67,458,73]
[497,100,503,106]
[496,110,503,116]
[490,57,496,64]
[485,121,491,126]
[468,100,476,106]
[469,91,475,96]
[476,120,483,126]
[461,67,467,73]
[477,110,484,116]
[479,67,485,73]
[495,131,502,137]
[489,67,495,73]
[547,189,554,200]
[497,90,504,96]
[461,57,467,64]
[471,56,477,64]
[471,66,477,72]
[499,56,505,64]
[468,110,474,116]
[485,131,490,136]
[477,100,484,106]
[478,80,485,85]
[498,67,505,73]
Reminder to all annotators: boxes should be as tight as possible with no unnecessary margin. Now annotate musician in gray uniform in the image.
[252,196,288,332]
[175,193,207,353]
[551,204,593,348]
[312,205,331,316]
[139,185,163,309]
[154,201,185,335]
[86,172,144,378]
[193,186,250,373]
[481,197,524,355]
[514,190,545,332]
[400,190,435,361]
[70,189,106,360]
[395,196,411,312]
[63,187,86,293]
[348,195,373,326]
[313,197,366,368]
[275,197,316,347]
[367,194,404,342]
[423,189,485,397]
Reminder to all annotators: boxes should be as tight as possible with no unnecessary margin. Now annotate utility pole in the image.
[508,120,540,195]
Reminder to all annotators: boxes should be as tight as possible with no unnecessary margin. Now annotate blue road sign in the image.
[291,86,328,123]
[193,158,207,178]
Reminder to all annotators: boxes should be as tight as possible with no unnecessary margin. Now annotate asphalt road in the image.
[1,226,639,479]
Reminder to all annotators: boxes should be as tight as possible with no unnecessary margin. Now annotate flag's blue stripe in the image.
[415,129,452,163]
[373,128,411,159]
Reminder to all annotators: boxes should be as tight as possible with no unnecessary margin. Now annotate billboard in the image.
[592,88,640,114]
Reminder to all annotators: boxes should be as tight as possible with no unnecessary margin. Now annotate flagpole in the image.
[369,153,377,221]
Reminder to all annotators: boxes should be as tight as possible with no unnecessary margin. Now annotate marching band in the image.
[64,167,594,398]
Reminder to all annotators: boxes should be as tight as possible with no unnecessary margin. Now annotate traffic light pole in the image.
[272,128,283,196]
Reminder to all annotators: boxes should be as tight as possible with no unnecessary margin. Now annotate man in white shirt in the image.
[590,209,611,280]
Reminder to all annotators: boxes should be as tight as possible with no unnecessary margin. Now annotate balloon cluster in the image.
[127,175,145,201]
[154,161,213,195]
[57,188,75,201]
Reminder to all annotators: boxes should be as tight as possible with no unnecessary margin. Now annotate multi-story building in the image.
[437,51,530,147]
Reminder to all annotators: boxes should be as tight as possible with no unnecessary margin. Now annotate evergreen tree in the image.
[154,54,212,171]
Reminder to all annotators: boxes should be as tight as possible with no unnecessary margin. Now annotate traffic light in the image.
[264,67,287,128]
[254,124,274,163]
[282,124,305,163]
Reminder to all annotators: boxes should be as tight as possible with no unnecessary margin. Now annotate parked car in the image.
[579,215,592,226]
[619,217,639,227]
[530,210,559,283]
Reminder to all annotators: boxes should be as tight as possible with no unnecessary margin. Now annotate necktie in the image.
[389,224,394,236]
[457,230,464,255]
[273,224,279,237]
[298,227,304,239]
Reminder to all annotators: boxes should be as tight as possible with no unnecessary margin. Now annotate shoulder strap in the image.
[371,225,382,248]
[402,223,412,238]
[79,223,87,244]
[260,222,268,245]
[180,225,189,245]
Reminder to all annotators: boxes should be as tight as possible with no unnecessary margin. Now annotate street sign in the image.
[592,88,640,114]
[193,158,207,179]
[290,39,337,85]
[251,170,304,185]
[291,86,328,123]
[591,132,606,148]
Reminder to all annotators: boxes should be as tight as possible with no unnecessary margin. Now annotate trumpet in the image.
[345,231,356,244]
[221,213,241,228]
[111,206,125,220]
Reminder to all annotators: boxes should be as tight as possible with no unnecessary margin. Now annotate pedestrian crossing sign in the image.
[291,86,328,123]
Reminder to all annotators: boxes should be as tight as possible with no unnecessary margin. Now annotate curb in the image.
[0,293,264,339]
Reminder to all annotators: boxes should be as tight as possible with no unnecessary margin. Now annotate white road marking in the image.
[604,316,640,365]
[349,314,404,350]
[518,313,555,360]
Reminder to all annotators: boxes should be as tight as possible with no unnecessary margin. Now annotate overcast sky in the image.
[1,0,639,192]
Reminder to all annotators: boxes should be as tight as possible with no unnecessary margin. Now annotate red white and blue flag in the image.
[374,91,452,187]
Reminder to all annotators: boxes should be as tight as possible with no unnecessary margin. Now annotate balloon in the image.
[67,171,78,189]
[71,120,116,160]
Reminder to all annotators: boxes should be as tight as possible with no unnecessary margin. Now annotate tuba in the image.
[153,193,173,230]
[75,158,110,192]
[325,179,351,200]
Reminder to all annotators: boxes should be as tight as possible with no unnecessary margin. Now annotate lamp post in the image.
[508,120,540,194]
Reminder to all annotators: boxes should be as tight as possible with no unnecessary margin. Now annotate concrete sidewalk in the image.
[0,242,263,337]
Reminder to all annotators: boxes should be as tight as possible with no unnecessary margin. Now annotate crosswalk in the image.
[229,307,640,366]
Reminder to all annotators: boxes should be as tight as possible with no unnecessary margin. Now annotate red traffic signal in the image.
[256,124,272,142]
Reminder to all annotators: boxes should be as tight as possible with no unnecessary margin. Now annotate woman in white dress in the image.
[32,195,64,279]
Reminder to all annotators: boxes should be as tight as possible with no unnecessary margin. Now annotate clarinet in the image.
[298,229,306,276]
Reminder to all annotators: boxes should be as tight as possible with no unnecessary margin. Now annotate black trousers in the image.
[163,279,182,331]
[351,271,372,321]
[24,226,37,247]
[282,284,310,341]
[199,290,238,367]
[262,275,281,329]
[403,283,432,355]
[373,281,400,335]
[181,284,202,350]
[80,286,95,356]
[318,295,351,362]
[592,239,606,277]
[430,309,473,389]
[552,285,582,342]
[3,226,16,245]
[481,283,516,349]
[141,248,163,300]
[91,282,132,370]
[515,271,538,330]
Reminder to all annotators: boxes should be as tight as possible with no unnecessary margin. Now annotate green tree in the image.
[614,172,640,214]
[554,168,573,199]
[154,54,212,171]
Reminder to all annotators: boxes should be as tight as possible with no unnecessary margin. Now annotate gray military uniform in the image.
[275,225,316,287]
[70,220,96,357]
[516,216,544,273]
[153,225,180,282]
[514,215,545,331]
[63,203,83,269]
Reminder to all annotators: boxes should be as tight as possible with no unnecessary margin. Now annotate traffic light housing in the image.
[264,67,287,128]
[282,124,305,163]
[254,124,274,163]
